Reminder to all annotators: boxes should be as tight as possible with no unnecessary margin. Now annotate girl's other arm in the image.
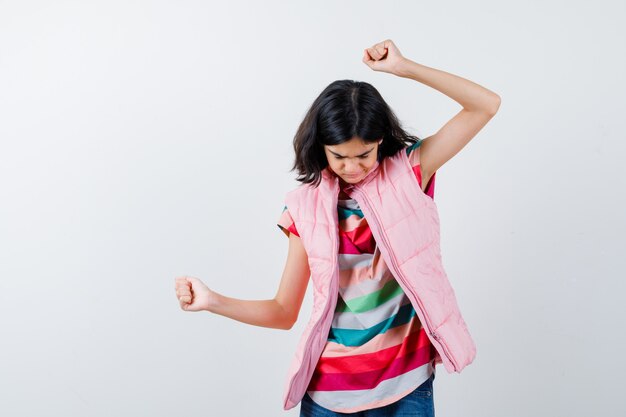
[175,232,310,331]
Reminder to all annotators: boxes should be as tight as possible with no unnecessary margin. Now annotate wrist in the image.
[393,58,416,79]
[205,289,222,313]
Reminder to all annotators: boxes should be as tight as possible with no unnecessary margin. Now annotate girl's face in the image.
[324,137,383,185]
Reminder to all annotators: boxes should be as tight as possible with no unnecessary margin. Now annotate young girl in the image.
[174,39,500,417]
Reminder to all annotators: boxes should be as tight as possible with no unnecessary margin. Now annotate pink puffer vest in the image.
[281,147,476,410]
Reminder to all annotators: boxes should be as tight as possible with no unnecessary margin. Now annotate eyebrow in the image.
[328,146,375,158]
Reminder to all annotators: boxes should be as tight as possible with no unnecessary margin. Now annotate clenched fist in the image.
[362,39,407,76]
[174,275,215,312]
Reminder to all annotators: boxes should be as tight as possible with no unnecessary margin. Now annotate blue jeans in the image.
[299,372,435,417]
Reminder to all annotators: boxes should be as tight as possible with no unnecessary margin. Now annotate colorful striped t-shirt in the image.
[277,140,437,413]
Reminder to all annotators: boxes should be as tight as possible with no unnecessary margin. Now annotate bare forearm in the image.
[206,291,293,330]
[395,59,500,113]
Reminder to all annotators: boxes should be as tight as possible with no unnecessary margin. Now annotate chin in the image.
[342,175,362,182]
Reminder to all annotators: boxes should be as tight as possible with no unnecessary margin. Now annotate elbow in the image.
[277,321,294,331]
[487,94,501,115]
[282,315,297,330]
[279,310,300,330]
[273,298,298,330]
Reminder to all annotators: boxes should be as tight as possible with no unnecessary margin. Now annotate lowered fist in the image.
[174,275,214,312]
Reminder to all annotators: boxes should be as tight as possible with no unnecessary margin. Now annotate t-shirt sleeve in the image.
[406,139,436,199]
[277,205,300,238]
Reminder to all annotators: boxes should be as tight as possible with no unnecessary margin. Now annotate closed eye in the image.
[336,154,370,160]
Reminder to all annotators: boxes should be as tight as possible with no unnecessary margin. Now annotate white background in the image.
[1,1,624,416]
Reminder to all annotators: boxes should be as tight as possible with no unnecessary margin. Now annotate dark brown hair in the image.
[290,79,420,187]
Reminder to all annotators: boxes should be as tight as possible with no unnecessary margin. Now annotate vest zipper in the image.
[286,188,341,404]
[349,186,459,373]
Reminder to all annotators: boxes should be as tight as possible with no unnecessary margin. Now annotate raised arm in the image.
[363,39,501,183]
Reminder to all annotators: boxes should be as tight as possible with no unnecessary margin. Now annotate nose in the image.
[343,160,362,174]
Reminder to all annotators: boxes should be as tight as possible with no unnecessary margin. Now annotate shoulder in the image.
[405,139,422,155]
[277,205,300,238]
[404,139,436,197]
[405,139,423,166]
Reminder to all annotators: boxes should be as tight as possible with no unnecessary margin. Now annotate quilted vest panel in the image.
[281,147,476,410]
